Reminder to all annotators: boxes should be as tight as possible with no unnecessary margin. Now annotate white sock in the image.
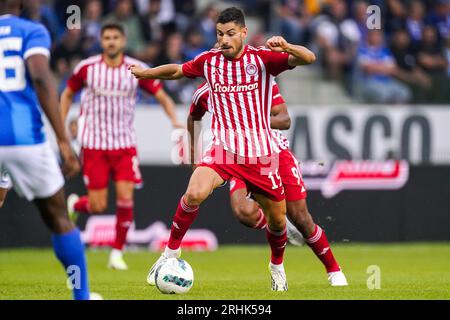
[164,246,181,258]
[110,248,123,259]
[269,262,284,271]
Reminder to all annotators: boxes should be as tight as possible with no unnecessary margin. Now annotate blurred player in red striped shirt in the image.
[60,23,183,270]
[131,7,318,291]
[188,80,347,286]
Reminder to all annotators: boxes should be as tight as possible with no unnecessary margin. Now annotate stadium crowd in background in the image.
[21,0,450,104]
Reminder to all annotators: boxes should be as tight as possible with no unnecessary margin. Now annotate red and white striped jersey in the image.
[183,45,295,158]
[189,80,290,151]
[67,55,162,150]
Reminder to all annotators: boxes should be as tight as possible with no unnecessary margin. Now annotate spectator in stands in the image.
[425,0,449,41]
[173,0,197,32]
[183,29,208,61]
[446,36,450,76]
[314,0,361,82]
[416,25,449,103]
[384,0,407,37]
[276,0,311,44]
[198,4,219,49]
[389,29,432,102]
[21,0,61,42]
[103,0,146,57]
[353,30,411,104]
[351,0,369,44]
[406,0,426,44]
[82,0,103,56]
[154,33,195,104]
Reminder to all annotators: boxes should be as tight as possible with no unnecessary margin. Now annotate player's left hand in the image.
[266,36,290,52]
[128,64,147,79]
[59,141,81,179]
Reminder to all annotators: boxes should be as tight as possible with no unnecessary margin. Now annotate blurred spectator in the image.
[154,33,195,104]
[425,0,450,41]
[416,25,449,103]
[183,29,208,61]
[21,0,61,42]
[276,0,311,44]
[446,36,450,76]
[51,28,84,70]
[69,118,81,155]
[314,0,361,82]
[384,0,407,37]
[103,0,146,56]
[389,29,432,101]
[198,5,219,49]
[353,30,411,104]
[173,0,197,32]
[352,0,369,44]
[406,0,426,44]
[82,0,104,56]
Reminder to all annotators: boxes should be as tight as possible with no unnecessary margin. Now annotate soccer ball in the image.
[155,258,194,294]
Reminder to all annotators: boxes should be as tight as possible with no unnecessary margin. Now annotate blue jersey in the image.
[0,14,51,146]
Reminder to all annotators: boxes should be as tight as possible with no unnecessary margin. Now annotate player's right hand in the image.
[128,64,147,79]
[59,141,81,179]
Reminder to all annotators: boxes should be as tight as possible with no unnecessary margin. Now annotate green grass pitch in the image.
[0,243,449,300]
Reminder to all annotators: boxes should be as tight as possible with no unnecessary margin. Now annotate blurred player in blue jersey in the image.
[0,0,98,300]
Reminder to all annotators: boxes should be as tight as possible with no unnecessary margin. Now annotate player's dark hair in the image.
[217,7,245,27]
[101,22,125,36]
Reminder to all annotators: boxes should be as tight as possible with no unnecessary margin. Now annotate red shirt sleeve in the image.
[66,63,87,92]
[271,82,286,106]
[189,89,209,120]
[139,79,163,95]
[258,49,295,76]
[182,51,209,79]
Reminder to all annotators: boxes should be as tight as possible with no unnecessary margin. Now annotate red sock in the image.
[266,226,287,265]
[74,196,90,213]
[254,208,267,229]
[167,196,199,250]
[229,177,246,195]
[113,200,134,250]
[305,225,341,273]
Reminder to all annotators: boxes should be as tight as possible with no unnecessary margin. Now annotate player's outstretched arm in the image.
[154,89,184,129]
[270,103,291,130]
[129,64,184,80]
[266,36,316,66]
[27,55,80,178]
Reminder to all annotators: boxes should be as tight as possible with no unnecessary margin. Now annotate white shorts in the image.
[0,142,64,201]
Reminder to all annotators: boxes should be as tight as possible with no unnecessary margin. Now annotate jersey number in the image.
[0,37,26,92]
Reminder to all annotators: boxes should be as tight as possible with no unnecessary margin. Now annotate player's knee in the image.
[184,187,208,206]
[90,201,107,214]
[266,215,286,233]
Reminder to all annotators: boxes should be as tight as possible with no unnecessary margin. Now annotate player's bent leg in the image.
[252,194,288,291]
[147,167,224,286]
[229,179,266,229]
[34,188,92,299]
[108,181,135,271]
[288,200,348,286]
[87,188,108,214]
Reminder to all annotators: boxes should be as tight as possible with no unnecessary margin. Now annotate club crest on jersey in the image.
[245,63,257,75]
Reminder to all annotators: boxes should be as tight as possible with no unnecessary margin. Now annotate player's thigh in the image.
[0,143,64,201]
[278,149,307,202]
[252,193,286,232]
[185,166,224,204]
[82,148,110,190]
[111,148,141,186]
[115,180,134,201]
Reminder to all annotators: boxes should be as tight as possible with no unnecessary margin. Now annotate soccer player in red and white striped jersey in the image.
[60,22,183,270]
[130,7,316,291]
[188,80,347,286]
